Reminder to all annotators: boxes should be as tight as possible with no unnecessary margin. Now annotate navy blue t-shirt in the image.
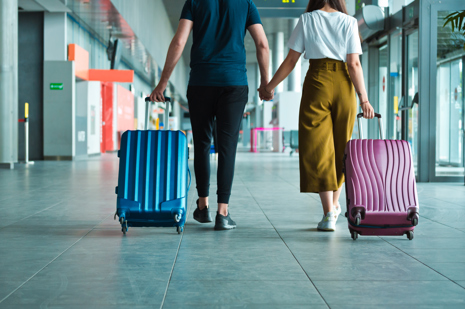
[180,0,262,86]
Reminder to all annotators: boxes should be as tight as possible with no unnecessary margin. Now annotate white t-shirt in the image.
[287,10,362,62]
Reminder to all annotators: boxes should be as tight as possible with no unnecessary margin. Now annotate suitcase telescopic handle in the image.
[356,113,385,140]
[145,97,171,102]
[144,97,172,130]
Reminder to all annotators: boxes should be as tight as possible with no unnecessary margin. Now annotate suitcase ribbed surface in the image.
[345,139,418,213]
[117,130,188,215]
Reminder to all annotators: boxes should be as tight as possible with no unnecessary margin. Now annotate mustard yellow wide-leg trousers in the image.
[299,58,357,193]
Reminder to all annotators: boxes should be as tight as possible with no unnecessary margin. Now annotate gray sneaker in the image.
[214,212,236,230]
[193,199,212,223]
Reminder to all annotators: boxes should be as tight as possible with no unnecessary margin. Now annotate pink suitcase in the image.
[343,113,419,240]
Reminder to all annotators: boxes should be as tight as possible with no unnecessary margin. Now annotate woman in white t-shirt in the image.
[259,0,374,231]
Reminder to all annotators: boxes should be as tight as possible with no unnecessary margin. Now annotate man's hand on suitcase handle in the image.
[149,83,168,102]
[145,96,171,103]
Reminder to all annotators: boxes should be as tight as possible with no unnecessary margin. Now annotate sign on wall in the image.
[252,0,308,7]
[252,0,307,18]
[50,83,63,90]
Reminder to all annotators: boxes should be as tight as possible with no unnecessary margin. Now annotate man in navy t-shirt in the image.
[150,0,271,230]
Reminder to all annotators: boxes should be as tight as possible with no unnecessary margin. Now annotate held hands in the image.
[149,82,167,102]
[258,82,274,101]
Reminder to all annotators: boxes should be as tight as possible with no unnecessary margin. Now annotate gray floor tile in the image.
[331,305,465,309]
[175,246,296,264]
[424,263,465,281]
[2,152,465,307]
[0,303,160,309]
[0,281,24,303]
[400,248,465,263]
[313,280,465,306]
[163,305,328,309]
[1,277,166,306]
[382,236,465,249]
[163,280,326,306]
[171,259,308,281]
[298,259,447,281]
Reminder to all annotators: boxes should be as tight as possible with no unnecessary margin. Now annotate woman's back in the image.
[288,10,361,62]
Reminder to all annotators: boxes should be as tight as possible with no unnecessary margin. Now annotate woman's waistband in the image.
[309,58,347,71]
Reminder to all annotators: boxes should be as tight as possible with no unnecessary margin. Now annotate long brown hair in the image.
[305,0,348,14]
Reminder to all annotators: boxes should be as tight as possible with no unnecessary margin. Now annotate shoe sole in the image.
[193,216,213,223]
[214,225,236,230]
[317,227,336,231]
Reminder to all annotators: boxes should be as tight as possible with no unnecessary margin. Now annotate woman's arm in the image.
[263,49,302,95]
[150,19,193,102]
[346,53,374,119]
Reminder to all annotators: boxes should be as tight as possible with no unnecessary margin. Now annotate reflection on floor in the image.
[1,152,465,308]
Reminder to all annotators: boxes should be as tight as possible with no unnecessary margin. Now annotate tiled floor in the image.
[1,152,465,308]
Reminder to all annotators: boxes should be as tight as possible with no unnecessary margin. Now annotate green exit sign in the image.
[50,83,63,90]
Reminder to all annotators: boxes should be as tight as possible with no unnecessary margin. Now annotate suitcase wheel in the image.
[406,231,414,240]
[120,217,128,235]
[354,216,361,226]
[176,226,183,234]
[351,230,358,240]
[174,214,182,223]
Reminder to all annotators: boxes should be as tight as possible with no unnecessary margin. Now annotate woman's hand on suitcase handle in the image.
[361,100,374,119]
[150,82,167,102]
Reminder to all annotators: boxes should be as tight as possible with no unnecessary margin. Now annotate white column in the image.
[346,0,356,16]
[272,32,284,93]
[0,0,18,168]
[287,19,302,92]
[255,64,261,127]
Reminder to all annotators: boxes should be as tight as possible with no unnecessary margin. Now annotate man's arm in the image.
[150,19,193,102]
[248,24,270,99]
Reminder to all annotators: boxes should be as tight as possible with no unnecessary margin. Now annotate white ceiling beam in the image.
[34,0,71,12]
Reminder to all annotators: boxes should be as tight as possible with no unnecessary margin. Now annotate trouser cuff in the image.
[197,187,209,199]
[217,194,230,204]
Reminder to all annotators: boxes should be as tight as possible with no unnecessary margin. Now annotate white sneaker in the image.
[333,203,341,217]
[317,212,337,231]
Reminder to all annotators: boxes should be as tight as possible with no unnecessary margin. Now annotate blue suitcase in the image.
[115,130,191,234]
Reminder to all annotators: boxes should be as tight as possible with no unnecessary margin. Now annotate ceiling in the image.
[19,0,156,85]
[19,0,70,11]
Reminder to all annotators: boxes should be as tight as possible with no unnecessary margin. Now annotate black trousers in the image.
[187,86,248,204]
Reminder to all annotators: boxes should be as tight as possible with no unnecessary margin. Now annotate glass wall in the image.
[67,16,110,70]
[407,31,419,173]
[387,0,415,15]
[352,53,369,140]
[389,30,402,140]
[435,10,465,177]
[378,44,388,138]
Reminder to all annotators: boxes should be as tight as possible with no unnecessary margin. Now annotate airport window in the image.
[407,30,419,175]
[435,10,465,177]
